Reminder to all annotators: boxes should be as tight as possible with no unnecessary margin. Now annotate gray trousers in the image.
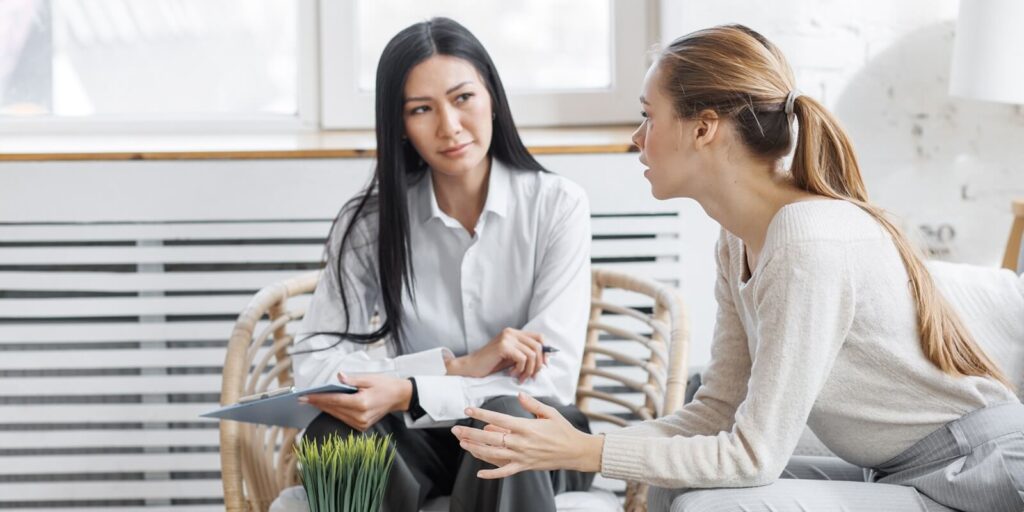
[302,395,594,512]
[649,401,1024,512]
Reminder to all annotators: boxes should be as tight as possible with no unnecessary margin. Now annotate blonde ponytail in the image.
[790,96,1013,389]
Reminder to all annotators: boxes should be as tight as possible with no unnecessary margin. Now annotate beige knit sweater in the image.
[600,200,1017,488]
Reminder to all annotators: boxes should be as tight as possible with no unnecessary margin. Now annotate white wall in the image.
[659,0,1024,266]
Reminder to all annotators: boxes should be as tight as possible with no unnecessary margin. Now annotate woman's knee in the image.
[302,413,356,444]
[479,395,530,416]
[302,412,396,444]
[471,396,533,430]
[647,487,740,512]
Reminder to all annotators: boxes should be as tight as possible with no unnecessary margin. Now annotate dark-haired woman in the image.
[453,24,1023,512]
[290,17,593,512]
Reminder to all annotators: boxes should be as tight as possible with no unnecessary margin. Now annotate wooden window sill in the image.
[0,126,638,162]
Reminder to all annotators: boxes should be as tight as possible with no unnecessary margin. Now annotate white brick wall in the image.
[658,0,1024,266]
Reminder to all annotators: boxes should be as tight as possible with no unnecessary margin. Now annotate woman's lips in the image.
[440,141,473,157]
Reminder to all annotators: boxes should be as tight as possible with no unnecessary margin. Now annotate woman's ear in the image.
[693,109,720,150]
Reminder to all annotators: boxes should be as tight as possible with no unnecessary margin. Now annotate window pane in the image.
[356,0,611,92]
[0,0,298,118]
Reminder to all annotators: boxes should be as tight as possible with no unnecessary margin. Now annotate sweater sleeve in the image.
[601,241,855,488]
[611,231,751,439]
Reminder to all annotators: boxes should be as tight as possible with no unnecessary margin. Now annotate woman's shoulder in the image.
[765,200,887,251]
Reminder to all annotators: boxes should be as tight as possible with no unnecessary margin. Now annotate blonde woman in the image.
[452,25,1023,512]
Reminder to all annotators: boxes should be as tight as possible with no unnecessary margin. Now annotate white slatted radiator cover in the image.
[0,155,687,509]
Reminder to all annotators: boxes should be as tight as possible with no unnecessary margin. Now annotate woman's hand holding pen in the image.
[299,372,411,432]
[451,392,604,478]
[446,328,549,382]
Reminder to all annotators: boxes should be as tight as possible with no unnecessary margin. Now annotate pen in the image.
[541,345,559,354]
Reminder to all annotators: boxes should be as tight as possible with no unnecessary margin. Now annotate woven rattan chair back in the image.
[576,269,689,512]
[220,271,319,512]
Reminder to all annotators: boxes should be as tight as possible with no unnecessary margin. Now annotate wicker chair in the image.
[576,269,689,512]
[218,269,689,512]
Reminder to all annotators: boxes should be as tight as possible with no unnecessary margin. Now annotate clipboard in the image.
[201,382,358,428]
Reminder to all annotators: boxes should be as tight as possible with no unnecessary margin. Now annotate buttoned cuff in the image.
[393,347,451,378]
[401,375,468,428]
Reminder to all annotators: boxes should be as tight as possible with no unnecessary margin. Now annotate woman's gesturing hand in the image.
[448,328,548,382]
[450,393,604,479]
[299,372,411,431]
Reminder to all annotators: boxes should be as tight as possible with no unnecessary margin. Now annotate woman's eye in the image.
[409,105,429,115]
[455,92,474,103]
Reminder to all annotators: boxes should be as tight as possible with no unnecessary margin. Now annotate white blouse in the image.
[292,159,591,428]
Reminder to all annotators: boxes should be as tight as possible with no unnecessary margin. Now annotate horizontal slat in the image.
[0,320,245,343]
[0,453,220,475]
[0,404,217,424]
[590,216,679,236]
[0,294,311,318]
[0,270,308,293]
[0,238,677,265]
[0,429,219,450]
[2,344,652,373]
[0,347,270,370]
[1,507,223,512]
[0,244,323,265]
[0,215,676,243]
[0,267,674,295]
[0,293,652,319]
[0,221,331,242]
[0,479,222,501]
[2,375,223,396]
[0,265,677,295]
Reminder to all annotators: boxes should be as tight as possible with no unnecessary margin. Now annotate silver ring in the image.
[501,433,508,448]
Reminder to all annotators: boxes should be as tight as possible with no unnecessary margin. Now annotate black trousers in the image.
[303,395,595,512]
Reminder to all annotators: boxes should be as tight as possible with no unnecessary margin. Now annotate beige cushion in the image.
[928,261,1024,394]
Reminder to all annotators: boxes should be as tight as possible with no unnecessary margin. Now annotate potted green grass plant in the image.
[295,432,396,512]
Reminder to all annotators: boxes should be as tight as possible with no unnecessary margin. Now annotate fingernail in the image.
[297,397,308,403]
[465,408,473,415]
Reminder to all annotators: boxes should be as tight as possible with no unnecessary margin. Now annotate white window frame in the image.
[0,0,653,133]
[319,0,651,129]
[0,0,321,135]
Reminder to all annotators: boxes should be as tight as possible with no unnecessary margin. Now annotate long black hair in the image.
[293,17,544,356]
